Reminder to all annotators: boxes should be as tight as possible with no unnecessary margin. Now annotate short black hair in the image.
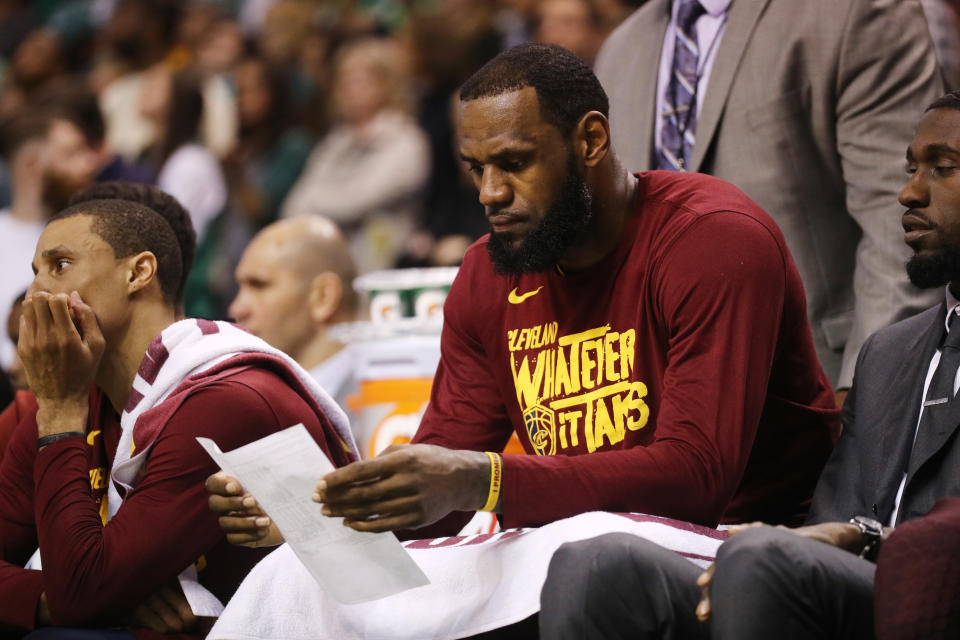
[459,42,608,134]
[927,90,960,112]
[51,199,183,305]
[69,182,196,306]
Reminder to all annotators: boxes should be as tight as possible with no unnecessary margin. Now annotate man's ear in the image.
[308,272,344,325]
[576,111,610,168]
[126,251,159,296]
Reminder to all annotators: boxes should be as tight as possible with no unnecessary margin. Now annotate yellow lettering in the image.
[517,329,529,350]
[604,331,621,382]
[619,329,636,379]
[88,467,106,491]
[593,398,623,448]
[558,413,569,449]
[550,381,631,410]
[626,381,650,431]
[507,329,519,352]
[583,400,597,453]
[546,322,558,345]
[565,410,582,447]
[543,349,554,403]
[525,325,541,350]
[554,347,574,396]
[510,351,548,407]
[558,324,610,348]
[581,340,597,390]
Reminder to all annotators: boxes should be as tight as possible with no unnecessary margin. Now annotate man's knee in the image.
[547,533,671,591]
[543,533,703,640]
[714,527,800,584]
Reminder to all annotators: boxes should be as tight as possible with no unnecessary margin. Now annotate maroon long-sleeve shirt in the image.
[0,365,343,637]
[414,171,840,533]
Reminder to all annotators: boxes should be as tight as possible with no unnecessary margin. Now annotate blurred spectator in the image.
[258,0,317,66]
[224,55,314,227]
[230,216,359,406]
[495,0,540,49]
[0,27,67,122]
[195,15,246,77]
[96,0,181,159]
[281,37,430,273]
[140,65,226,243]
[402,4,497,259]
[536,0,606,64]
[0,1,36,61]
[0,113,52,370]
[171,3,240,158]
[33,84,154,196]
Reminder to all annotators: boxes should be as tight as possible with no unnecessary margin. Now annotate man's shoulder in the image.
[639,171,782,236]
[862,304,941,354]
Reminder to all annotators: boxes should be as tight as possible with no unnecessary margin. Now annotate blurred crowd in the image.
[0,0,642,328]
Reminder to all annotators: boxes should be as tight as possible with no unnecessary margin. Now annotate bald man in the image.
[229,217,360,404]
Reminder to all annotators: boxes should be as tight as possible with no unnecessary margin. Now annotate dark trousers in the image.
[540,527,876,639]
[22,630,135,639]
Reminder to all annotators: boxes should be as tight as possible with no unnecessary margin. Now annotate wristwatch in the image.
[849,515,884,561]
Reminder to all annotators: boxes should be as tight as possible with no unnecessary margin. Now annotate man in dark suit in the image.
[539,89,960,640]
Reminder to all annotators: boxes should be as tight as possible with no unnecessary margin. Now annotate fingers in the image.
[315,472,416,509]
[342,510,424,533]
[130,604,175,634]
[205,471,244,499]
[695,563,715,622]
[17,296,39,355]
[324,493,422,521]
[67,291,105,354]
[136,591,186,633]
[727,521,766,535]
[158,585,198,631]
[320,447,421,495]
[218,514,272,547]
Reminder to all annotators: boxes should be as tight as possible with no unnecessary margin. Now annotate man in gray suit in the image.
[594,0,943,392]
[539,90,960,640]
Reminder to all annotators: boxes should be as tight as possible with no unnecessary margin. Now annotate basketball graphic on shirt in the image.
[524,404,557,456]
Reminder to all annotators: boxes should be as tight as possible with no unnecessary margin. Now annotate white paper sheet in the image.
[197,424,430,604]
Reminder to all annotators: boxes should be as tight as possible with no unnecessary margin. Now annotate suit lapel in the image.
[875,305,945,512]
[629,0,670,171]
[908,308,960,480]
[689,0,771,172]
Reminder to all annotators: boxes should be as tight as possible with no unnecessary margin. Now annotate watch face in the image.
[852,515,883,535]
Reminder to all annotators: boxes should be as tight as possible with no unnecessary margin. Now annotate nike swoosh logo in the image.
[508,286,544,304]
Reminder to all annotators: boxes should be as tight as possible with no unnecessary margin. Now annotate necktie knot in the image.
[677,0,706,33]
[944,312,960,351]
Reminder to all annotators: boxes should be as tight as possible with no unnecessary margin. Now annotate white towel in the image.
[104,318,357,616]
[108,318,355,517]
[206,511,728,640]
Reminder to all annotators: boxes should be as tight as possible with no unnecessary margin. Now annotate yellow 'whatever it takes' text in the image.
[508,322,649,456]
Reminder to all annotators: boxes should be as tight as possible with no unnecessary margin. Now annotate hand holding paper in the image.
[198,425,430,604]
[206,471,285,548]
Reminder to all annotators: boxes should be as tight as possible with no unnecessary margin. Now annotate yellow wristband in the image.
[480,452,502,512]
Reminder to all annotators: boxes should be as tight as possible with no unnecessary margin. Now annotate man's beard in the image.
[486,157,593,275]
[906,242,960,289]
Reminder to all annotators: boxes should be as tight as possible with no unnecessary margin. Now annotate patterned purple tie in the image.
[658,0,707,171]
